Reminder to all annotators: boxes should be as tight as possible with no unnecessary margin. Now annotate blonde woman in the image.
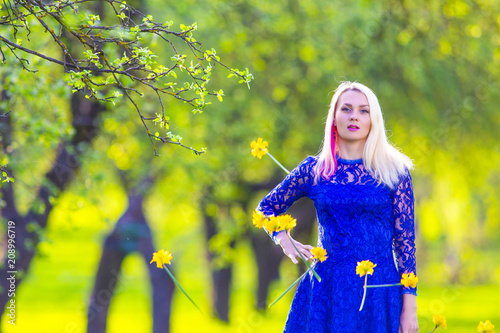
[257,81,418,333]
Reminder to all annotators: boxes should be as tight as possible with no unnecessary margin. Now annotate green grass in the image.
[2,208,499,332]
[417,285,500,332]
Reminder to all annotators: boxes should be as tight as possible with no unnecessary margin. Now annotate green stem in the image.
[267,152,290,174]
[365,283,402,288]
[268,266,311,308]
[163,265,203,314]
[359,274,368,311]
[287,233,321,282]
[427,326,439,333]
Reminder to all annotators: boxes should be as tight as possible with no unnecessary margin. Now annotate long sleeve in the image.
[257,156,315,243]
[392,169,417,295]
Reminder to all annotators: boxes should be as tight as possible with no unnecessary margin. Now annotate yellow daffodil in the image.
[263,216,282,233]
[252,210,267,229]
[356,260,377,277]
[433,314,447,329]
[261,214,297,233]
[250,138,268,159]
[400,272,419,288]
[150,249,202,313]
[150,249,173,268]
[311,247,328,262]
[276,214,296,231]
[477,320,495,333]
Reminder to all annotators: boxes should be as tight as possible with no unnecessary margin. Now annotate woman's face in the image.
[334,89,371,143]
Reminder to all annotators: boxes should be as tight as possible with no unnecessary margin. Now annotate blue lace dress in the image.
[257,156,417,333]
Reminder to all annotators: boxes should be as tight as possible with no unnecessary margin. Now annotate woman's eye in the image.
[341,107,350,112]
[361,109,369,113]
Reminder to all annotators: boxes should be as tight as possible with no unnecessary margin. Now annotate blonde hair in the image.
[313,81,413,188]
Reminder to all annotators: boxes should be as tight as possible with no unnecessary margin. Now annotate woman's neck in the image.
[337,139,365,160]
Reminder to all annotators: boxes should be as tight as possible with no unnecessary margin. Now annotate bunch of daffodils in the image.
[252,210,296,233]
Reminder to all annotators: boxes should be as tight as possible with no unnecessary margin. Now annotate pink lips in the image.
[348,125,359,131]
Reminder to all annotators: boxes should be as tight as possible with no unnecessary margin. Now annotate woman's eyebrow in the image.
[342,103,370,108]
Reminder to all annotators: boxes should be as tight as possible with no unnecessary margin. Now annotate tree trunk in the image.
[0,92,105,325]
[202,200,233,322]
[87,192,175,333]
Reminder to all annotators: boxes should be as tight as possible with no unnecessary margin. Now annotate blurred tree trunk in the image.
[0,0,108,324]
[201,195,233,322]
[0,90,105,324]
[87,187,175,333]
[199,173,316,318]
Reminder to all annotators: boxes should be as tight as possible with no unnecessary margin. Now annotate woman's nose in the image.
[350,110,361,120]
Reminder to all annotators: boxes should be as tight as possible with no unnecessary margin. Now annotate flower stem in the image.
[359,274,368,311]
[365,283,402,288]
[287,233,321,282]
[268,266,312,308]
[267,152,290,174]
[163,265,203,314]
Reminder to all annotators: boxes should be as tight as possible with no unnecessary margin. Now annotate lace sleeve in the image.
[392,169,417,296]
[257,156,315,243]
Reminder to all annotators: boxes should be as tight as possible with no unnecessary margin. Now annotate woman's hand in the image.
[399,294,418,333]
[275,231,314,264]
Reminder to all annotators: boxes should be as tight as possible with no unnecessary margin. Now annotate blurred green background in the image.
[1,0,500,332]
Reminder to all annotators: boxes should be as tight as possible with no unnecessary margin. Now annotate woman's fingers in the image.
[280,236,316,263]
[296,242,314,260]
[301,249,314,260]
[290,242,315,261]
[287,248,302,264]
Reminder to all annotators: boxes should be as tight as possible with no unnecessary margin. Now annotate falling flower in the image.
[477,320,495,333]
[250,138,269,159]
[250,137,290,173]
[311,247,328,263]
[432,314,447,330]
[252,210,267,229]
[400,272,419,288]
[150,249,173,268]
[150,249,202,313]
[356,260,377,277]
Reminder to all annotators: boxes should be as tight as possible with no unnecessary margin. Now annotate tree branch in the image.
[0,0,253,154]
